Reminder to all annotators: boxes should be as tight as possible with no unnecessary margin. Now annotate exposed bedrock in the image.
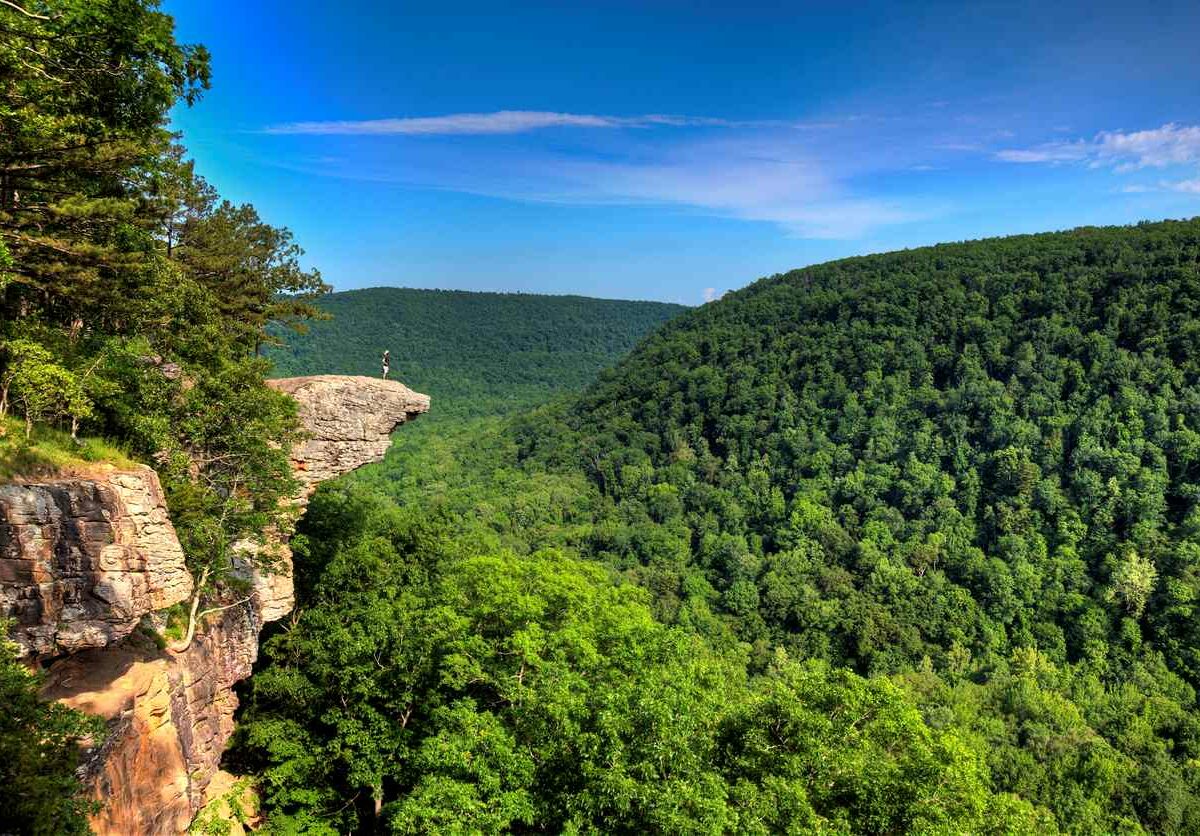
[0,376,428,835]
[267,374,431,498]
[0,466,192,659]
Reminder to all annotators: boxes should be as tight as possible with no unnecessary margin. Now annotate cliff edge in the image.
[267,375,430,497]
[2,375,429,835]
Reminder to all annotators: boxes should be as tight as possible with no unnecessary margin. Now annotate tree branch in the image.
[0,0,51,20]
[168,590,252,654]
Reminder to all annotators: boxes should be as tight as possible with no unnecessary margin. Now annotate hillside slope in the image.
[241,219,1200,833]
[569,216,1200,673]
[266,287,687,421]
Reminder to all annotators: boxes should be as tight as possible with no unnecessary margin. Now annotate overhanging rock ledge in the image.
[1,375,429,835]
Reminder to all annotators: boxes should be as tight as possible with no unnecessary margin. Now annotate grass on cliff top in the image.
[0,417,138,480]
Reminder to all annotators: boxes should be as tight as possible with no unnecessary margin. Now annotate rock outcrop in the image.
[228,376,431,622]
[0,466,192,658]
[1,376,428,835]
[267,375,430,497]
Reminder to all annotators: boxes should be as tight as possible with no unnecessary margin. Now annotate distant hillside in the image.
[266,287,687,421]
[244,219,1200,832]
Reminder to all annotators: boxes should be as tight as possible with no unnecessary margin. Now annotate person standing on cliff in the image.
[381,350,391,380]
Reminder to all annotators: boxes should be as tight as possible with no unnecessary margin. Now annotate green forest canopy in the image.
[237,218,1200,834]
[265,287,686,421]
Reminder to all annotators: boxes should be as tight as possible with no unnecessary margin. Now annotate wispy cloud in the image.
[535,139,929,238]
[258,111,939,238]
[995,144,1089,164]
[935,142,986,153]
[997,123,1200,170]
[1119,178,1200,195]
[263,110,748,136]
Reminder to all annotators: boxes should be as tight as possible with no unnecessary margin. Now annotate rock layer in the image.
[0,466,192,658]
[5,375,428,835]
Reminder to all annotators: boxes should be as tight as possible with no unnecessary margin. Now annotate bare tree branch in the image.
[0,0,51,21]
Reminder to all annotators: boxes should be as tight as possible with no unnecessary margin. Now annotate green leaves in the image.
[720,659,1053,834]
[238,490,1057,833]
[1109,548,1159,618]
[0,630,102,836]
[0,0,210,321]
[389,705,536,835]
[0,338,92,437]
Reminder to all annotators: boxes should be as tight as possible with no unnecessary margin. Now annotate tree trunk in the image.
[169,573,207,653]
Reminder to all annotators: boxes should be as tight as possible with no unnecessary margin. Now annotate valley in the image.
[3,1,1200,834]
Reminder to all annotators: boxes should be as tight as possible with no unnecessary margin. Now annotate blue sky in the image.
[164,0,1200,304]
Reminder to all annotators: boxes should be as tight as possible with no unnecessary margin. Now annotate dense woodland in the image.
[7,3,1200,836]
[266,287,685,421]
[233,218,1200,834]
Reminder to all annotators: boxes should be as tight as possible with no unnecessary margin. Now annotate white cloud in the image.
[997,123,1200,170]
[1095,124,1200,170]
[545,140,927,238]
[1118,178,1200,195]
[994,144,1089,164]
[936,142,987,153]
[734,198,922,239]
[702,287,719,302]
[263,110,743,136]
[258,112,934,238]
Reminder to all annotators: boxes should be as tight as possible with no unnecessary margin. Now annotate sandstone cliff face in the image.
[44,602,262,833]
[1,375,428,835]
[0,466,192,658]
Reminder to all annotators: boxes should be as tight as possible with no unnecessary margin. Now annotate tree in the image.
[1110,548,1158,617]
[0,629,102,836]
[0,338,91,438]
[158,356,304,650]
[0,0,210,332]
[172,200,329,352]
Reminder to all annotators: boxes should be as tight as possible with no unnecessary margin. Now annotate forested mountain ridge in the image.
[565,217,1200,675]
[239,219,1200,833]
[266,287,687,420]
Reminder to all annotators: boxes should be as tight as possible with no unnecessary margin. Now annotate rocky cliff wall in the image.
[0,466,192,658]
[2,375,429,835]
